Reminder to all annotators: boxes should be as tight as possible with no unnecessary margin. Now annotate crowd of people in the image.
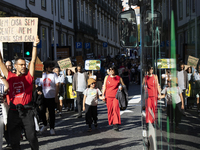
[0,36,140,149]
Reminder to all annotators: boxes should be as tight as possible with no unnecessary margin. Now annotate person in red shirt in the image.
[102,65,125,131]
[0,36,40,150]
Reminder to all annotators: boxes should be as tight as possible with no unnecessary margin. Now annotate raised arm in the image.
[0,52,8,78]
[30,36,40,77]
[0,76,9,92]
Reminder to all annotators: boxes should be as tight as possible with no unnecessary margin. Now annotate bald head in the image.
[5,61,12,71]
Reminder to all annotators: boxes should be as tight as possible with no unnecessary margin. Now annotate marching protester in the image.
[5,61,13,72]
[0,74,9,149]
[72,65,88,118]
[82,78,102,132]
[102,65,125,131]
[159,78,184,131]
[0,36,40,150]
[39,61,59,135]
[53,66,65,117]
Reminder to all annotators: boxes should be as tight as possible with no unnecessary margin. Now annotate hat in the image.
[88,78,96,86]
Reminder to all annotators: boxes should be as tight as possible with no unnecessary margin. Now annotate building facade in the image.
[73,0,122,59]
[0,0,74,62]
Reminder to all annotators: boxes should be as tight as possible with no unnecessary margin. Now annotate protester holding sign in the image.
[0,36,40,150]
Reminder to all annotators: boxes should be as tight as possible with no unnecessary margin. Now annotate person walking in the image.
[143,65,161,124]
[0,36,40,150]
[72,65,88,118]
[39,61,59,135]
[177,63,189,110]
[82,78,102,131]
[53,66,65,116]
[102,65,125,131]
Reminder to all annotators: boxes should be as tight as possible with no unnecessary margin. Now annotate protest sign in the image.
[28,57,43,78]
[157,59,175,69]
[187,55,199,69]
[56,46,71,60]
[85,60,101,70]
[58,58,72,70]
[0,17,38,42]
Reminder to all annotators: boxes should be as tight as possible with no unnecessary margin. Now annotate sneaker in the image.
[94,123,98,128]
[50,129,55,135]
[40,125,48,133]
[5,144,12,149]
[87,128,92,132]
[59,112,62,117]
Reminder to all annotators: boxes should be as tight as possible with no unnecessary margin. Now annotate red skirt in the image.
[106,97,121,125]
[146,96,157,123]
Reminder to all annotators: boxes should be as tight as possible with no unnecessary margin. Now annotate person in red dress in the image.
[143,65,161,123]
[102,65,125,131]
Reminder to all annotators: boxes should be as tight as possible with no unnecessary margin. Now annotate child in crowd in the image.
[159,78,184,131]
[82,78,103,132]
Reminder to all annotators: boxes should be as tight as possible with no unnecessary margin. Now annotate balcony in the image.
[76,21,98,38]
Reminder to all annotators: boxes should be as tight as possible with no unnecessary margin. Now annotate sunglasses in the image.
[109,68,114,70]
[91,82,96,85]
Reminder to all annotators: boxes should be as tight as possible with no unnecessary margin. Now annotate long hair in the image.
[110,65,118,75]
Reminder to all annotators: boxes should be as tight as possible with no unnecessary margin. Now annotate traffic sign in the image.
[103,42,107,48]
[76,42,82,49]
[85,43,90,49]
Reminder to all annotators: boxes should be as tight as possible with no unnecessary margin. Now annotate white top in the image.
[58,74,65,84]
[77,72,87,92]
[40,73,60,98]
[83,88,102,106]
[177,70,185,90]
[194,72,200,81]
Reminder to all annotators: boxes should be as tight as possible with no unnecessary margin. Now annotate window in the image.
[42,27,47,61]
[86,4,88,23]
[68,0,72,22]
[186,0,189,16]
[68,36,72,46]
[179,0,183,20]
[110,21,112,40]
[93,11,96,29]
[104,17,106,37]
[29,0,35,5]
[41,0,46,10]
[101,15,103,36]
[61,33,66,46]
[98,13,100,34]
[77,1,80,23]
[107,18,109,39]
[89,7,92,27]
[192,0,195,13]
[51,0,56,15]
[81,2,84,22]
[60,0,65,19]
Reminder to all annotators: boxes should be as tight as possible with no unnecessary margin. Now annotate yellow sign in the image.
[85,60,101,70]
[157,59,175,69]
[0,17,38,42]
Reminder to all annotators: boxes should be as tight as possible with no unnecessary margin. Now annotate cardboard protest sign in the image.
[58,58,72,70]
[157,59,175,69]
[28,57,43,78]
[85,60,101,70]
[0,17,38,42]
[187,55,199,69]
[56,46,71,60]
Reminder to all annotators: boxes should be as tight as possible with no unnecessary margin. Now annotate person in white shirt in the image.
[53,67,65,117]
[72,65,88,118]
[39,61,59,135]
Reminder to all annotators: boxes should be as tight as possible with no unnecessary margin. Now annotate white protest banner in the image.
[58,57,72,70]
[187,55,199,69]
[85,60,101,70]
[0,17,38,42]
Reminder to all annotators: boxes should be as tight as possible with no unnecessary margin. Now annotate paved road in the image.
[3,83,143,150]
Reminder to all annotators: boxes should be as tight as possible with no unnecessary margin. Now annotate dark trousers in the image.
[167,102,182,127]
[76,91,84,117]
[122,76,129,91]
[182,89,187,109]
[8,109,39,150]
[85,104,98,125]
[41,98,56,129]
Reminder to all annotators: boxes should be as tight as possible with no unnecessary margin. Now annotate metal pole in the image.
[53,0,57,60]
